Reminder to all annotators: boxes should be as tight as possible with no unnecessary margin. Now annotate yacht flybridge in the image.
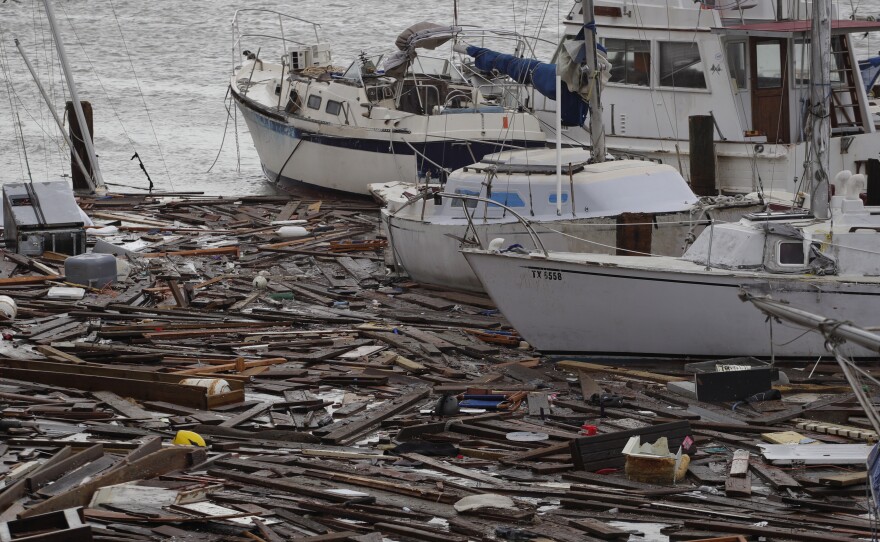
[534,0,880,195]
[230,12,547,195]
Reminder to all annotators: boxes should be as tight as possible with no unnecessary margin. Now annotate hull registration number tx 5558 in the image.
[531,269,562,280]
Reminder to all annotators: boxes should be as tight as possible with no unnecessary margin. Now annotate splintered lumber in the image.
[219,402,272,428]
[749,460,800,490]
[24,444,104,493]
[568,518,629,540]
[0,359,244,410]
[320,389,430,445]
[402,453,501,486]
[22,447,200,517]
[682,520,856,542]
[753,393,855,425]
[35,345,88,365]
[569,421,691,471]
[92,391,157,422]
[725,471,751,497]
[373,523,465,542]
[140,246,240,258]
[687,464,726,485]
[173,357,288,375]
[0,274,64,285]
[556,360,686,383]
[729,450,749,477]
[0,447,74,510]
[527,392,551,416]
[819,471,867,487]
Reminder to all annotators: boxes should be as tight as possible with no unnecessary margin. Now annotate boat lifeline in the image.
[463,0,880,358]
[230,12,547,195]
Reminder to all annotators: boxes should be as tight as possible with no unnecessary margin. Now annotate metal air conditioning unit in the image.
[289,47,313,71]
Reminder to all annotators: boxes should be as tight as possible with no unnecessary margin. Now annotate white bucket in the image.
[277,226,309,238]
[179,378,232,396]
[0,296,17,320]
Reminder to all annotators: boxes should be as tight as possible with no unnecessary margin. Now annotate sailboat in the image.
[462,0,880,359]
[376,0,762,293]
[229,12,547,195]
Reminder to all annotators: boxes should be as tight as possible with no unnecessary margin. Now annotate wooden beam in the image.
[140,246,240,259]
[556,360,686,383]
[22,447,198,517]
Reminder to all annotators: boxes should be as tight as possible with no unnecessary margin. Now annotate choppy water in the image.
[0,0,564,195]
[0,1,877,195]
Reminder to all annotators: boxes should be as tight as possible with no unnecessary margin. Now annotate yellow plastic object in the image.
[172,430,206,447]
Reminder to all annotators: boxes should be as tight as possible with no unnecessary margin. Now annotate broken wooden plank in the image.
[319,389,430,445]
[556,360,686,383]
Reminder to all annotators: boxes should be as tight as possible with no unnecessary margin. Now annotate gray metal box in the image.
[3,181,86,256]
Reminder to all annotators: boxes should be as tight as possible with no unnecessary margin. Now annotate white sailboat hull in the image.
[386,208,751,293]
[461,250,880,358]
[238,105,416,194]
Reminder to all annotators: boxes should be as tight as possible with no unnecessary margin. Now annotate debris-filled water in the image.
[0,187,873,540]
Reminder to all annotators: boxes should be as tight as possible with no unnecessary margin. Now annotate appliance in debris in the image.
[2,181,86,256]
[64,253,116,288]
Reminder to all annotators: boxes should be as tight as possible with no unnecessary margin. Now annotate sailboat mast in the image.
[809,0,830,218]
[42,0,105,193]
[14,39,93,183]
[582,0,606,162]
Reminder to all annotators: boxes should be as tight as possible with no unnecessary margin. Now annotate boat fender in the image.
[487,238,505,252]
[0,296,17,320]
[277,226,309,238]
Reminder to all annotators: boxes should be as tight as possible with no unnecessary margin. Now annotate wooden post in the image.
[65,101,93,191]
[866,158,880,205]
[689,115,716,196]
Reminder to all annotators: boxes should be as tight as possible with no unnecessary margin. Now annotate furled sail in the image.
[464,45,587,126]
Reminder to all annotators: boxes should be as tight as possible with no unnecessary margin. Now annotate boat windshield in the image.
[341,54,385,82]
[408,56,451,77]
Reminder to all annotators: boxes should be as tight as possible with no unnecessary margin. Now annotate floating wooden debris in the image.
[0,189,873,541]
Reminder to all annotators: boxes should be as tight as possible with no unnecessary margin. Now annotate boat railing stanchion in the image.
[438,193,548,256]
[243,47,261,97]
[705,218,716,271]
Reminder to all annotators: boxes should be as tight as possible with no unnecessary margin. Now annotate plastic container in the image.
[64,253,117,288]
[277,226,309,238]
[179,378,232,396]
[0,296,17,320]
[47,286,85,300]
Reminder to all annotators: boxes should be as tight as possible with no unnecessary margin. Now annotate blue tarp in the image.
[860,56,880,93]
[466,45,587,127]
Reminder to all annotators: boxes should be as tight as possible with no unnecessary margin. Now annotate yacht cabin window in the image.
[307,94,322,110]
[658,42,706,89]
[326,100,342,115]
[605,39,650,87]
[792,38,845,86]
[755,42,783,88]
[777,241,805,266]
[725,42,747,90]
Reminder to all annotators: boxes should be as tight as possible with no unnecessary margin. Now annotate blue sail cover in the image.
[466,45,586,127]
[860,56,880,93]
